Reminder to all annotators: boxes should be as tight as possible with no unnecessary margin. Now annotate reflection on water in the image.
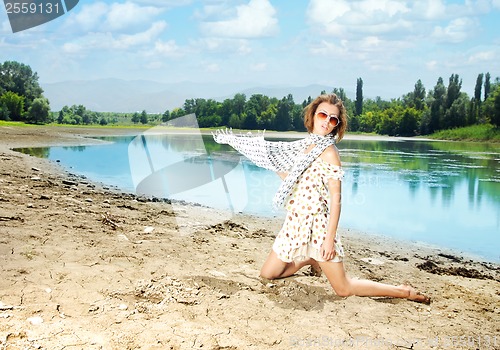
[15,135,500,262]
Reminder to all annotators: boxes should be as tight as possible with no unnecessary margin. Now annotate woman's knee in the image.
[259,268,278,280]
[319,262,352,297]
[332,284,352,297]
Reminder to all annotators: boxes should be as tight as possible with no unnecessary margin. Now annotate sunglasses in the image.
[315,110,340,127]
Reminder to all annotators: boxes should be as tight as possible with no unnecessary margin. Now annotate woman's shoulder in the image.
[319,145,341,167]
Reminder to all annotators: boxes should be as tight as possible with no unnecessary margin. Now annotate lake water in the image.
[16,133,500,263]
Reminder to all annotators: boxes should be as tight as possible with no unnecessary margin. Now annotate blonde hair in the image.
[303,93,348,142]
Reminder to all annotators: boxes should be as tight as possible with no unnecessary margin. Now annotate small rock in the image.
[62,180,78,186]
[32,167,41,172]
[208,270,227,277]
[27,316,44,325]
[117,234,129,241]
[118,304,128,310]
[143,226,155,234]
[360,257,385,265]
[85,198,93,203]
[45,288,52,294]
[88,305,99,313]
[31,176,41,181]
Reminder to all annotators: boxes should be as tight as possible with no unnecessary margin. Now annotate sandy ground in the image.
[0,125,499,350]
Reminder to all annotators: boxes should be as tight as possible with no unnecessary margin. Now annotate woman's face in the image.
[312,102,340,136]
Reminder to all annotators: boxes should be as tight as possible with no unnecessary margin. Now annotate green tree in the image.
[260,103,277,129]
[469,73,484,125]
[405,79,426,110]
[332,87,348,106]
[446,74,462,109]
[162,110,171,123]
[484,72,491,100]
[233,93,246,117]
[0,91,24,120]
[183,99,196,114]
[243,94,267,130]
[474,73,484,102]
[0,102,9,120]
[228,113,243,128]
[483,82,500,127]
[0,61,44,118]
[443,93,469,129]
[358,111,379,133]
[399,108,420,136]
[302,96,312,108]
[376,107,401,136]
[140,110,148,124]
[291,104,305,131]
[219,99,233,126]
[27,97,50,124]
[274,95,294,131]
[427,77,446,133]
[355,78,363,116]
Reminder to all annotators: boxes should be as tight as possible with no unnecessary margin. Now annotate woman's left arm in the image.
[320,146,342,260]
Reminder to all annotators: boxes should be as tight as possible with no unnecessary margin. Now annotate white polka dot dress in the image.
[273,157,345,263]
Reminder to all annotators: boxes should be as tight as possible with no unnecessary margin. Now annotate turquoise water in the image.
[16,134,500,263]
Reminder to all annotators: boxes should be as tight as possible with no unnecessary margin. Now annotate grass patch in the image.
[0,120,33,127]
[429,124,500,143]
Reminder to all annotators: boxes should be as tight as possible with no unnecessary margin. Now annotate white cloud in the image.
[195,38,252,55]
[493,0,500,9]
[153,39,182,57]
[306,0,410,37]
[309,39,348,56]
[133,0,192,8]
[1,19,12,34]
[68,2,109,31]
[468,50,496,63]
[205,63,220,72]
[432,17,477,43]
[64,1,162,33]
[200,0,278,38]
[106,2,162,31]
[357,0,410,17]
[61,21,167,53]
[426,60,438,71]
[62,42,82,54]
[411,0,447,20]
[250,62,267,71]
[113,21,167,49]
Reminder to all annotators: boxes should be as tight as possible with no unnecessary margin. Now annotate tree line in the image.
[1,60,499,137]
[162,74,499,137]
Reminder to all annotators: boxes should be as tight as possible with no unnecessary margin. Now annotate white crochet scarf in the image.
[212,129,335,208]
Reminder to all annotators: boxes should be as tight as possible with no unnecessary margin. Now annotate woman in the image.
[214,93,430,304]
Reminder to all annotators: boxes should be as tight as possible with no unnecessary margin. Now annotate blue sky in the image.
[1,0,500,99]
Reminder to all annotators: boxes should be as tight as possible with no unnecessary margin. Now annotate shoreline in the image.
[9,124,497,264]
[1,124,499,349]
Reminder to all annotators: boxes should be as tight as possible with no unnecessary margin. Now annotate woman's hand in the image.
[320,235,337,261]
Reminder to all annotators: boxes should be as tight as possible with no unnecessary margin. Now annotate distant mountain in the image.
[41,78,345,113]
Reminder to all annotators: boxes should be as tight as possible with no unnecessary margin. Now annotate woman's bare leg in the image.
[318,261,430,303]
[260,250,320,279]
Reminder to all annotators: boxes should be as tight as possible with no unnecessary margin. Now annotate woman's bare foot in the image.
[400,285,431,305]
